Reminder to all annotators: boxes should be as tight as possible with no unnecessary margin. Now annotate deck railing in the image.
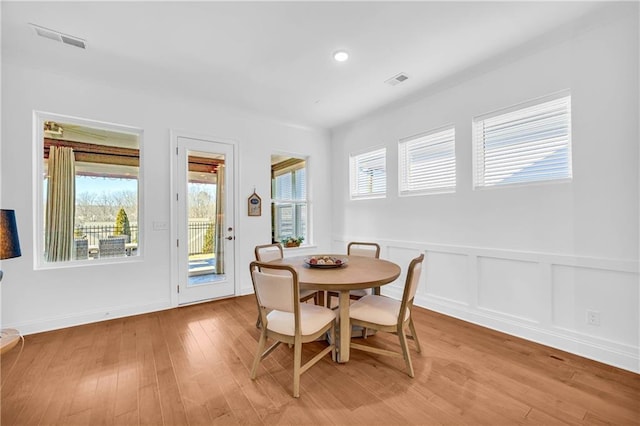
[75,221,215,255]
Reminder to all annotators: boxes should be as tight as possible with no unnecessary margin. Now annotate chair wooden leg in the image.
[408,317,421,353]
[255,314,262,329]
[251,330,267,379]
[293,339,302,398]
[398,326,414,378]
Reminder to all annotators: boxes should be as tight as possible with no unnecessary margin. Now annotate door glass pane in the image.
[187,151,225,286]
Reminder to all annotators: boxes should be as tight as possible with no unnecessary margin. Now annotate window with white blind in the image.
[271,156,307,244]
[473,92,572,188]
[399,126,456,196]
[349,148,386,199]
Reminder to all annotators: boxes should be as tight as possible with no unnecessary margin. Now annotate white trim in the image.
[473,89,572,122]
[5,300,171,336]
[349,147,387,200]
[421,295,639,373]
[398,124,456,197]
[472,90,572,189]
[169,129,240,307]
[270,152,310,244]
[333,235,640,373]
[399,124,456,144]
[33,110,145,270]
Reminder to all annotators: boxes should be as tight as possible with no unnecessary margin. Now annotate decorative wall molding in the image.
[335,237,639,373]
[13,300,171,336]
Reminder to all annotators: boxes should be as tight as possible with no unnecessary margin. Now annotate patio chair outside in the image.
[74,239,88,260]
[99,237,126,258]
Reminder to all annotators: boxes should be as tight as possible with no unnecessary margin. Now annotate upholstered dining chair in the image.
[326,241,381,308]
[249,261,336,398]
[254,243,321,328]
[348,253,424,377]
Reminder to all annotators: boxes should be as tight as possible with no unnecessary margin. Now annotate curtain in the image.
[45,146,75,262]
[214,164,225,274]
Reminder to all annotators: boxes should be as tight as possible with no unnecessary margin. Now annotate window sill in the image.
[35,255,144,270]
[283,244,317,252]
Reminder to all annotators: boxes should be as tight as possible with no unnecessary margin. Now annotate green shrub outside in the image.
[114,208,131,239]
[202,222,215,253]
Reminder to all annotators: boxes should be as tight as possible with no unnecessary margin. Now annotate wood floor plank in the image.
[113,316,140,420]
[2,295,639,426]
[135,315,165,426]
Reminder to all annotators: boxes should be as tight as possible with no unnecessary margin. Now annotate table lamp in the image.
[0,209,22,354]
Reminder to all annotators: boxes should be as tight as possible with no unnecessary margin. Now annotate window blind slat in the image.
[350,148,386,199]
[399,127,455,195]
[474,93,571,188]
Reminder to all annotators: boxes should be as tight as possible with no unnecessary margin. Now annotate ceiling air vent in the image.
[385,73,409,86]
[30,24,86,49]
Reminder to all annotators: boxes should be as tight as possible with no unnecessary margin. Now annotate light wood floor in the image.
[2,295,639,425]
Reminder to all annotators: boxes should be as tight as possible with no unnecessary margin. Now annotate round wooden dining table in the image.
[267,254,401,362]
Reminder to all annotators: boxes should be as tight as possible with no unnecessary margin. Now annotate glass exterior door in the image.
[177,136,235,304]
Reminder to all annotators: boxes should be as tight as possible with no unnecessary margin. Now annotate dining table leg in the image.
[338,290,351,363]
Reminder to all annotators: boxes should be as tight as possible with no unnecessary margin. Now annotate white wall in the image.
[0,63,332,334]
[331,6,639,372]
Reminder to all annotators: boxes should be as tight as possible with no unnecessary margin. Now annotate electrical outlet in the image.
[587,310,600,326]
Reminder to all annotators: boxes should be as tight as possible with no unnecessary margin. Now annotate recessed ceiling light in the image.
[333,50,349,62]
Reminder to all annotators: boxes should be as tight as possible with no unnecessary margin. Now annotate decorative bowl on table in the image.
[304,255,348,269]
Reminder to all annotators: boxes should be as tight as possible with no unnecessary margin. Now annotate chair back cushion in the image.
[403,255,424,305]
[255,244,289,275]
[349,246,377,258]
[347,242,380,258]
[407,261,422,301]
[255,244,283,262]
[252,269,295,313]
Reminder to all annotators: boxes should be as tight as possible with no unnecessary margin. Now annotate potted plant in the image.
[281,236,304,248]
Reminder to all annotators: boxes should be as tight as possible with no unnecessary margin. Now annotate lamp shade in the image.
[0,209,21,260]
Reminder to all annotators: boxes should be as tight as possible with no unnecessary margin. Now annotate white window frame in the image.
[34,111,144,269]
[472,90,572,189]
[271,154,309,245]
[398,125,456,196]
[349,147,387,200]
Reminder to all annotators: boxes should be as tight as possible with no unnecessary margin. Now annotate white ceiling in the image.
[1,1,608,130]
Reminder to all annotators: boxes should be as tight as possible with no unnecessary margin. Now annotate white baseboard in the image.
[6,300,172,336]
[415,293,639,374]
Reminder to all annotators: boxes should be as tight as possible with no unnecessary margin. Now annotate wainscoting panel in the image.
[552,265,639,345]
[384,244,424,294]
[477,257,543,323]
[424,251,469,307]
[333,237,639,373]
